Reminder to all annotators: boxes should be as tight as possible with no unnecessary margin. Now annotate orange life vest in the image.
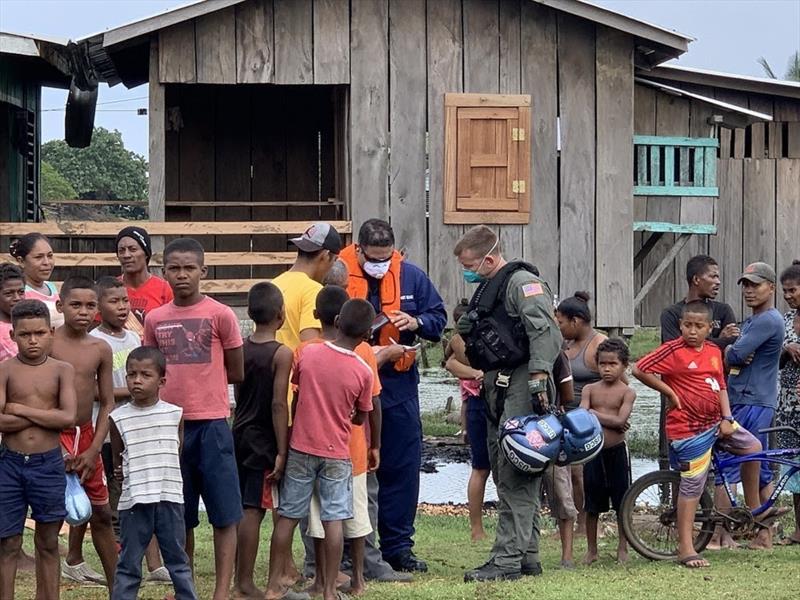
[339,244,415,372]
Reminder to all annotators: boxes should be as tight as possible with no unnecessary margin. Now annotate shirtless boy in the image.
[580,338,636,564]
[0,299,77,600]
[50,276,118,590]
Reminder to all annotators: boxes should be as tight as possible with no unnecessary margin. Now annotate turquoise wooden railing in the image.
[633,135,719,197]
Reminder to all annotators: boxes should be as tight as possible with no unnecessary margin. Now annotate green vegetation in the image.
[627,327,661,360]
[626,431,660,459]
[40,161,77,201]
[17,512,799,599]
[422,410,460,437]
[42,127,147,201]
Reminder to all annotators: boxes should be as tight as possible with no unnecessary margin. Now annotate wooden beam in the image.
[633,221,716,234]
[41,199,149,206]
[633,231,663,270]
[1,251,297,268]
[0,221,353,237]
[634,233,692,308]
[165,200,343,207]
[149,38,166,255]
[48,279,264,295]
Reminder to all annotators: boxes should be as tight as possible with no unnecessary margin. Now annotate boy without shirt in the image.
[580,338,636,564]
[144,238,244,600]
[634,301,765,567]
[0,299,77,600]
[50,276,118,590]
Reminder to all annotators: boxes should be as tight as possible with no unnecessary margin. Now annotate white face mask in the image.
[364,260,391,279]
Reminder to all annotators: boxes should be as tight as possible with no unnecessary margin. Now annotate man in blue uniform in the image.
[340,219,447,572]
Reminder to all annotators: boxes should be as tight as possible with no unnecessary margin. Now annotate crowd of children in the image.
[1,225,797,600]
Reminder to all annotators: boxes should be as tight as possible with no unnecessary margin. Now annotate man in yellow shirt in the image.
[273,223,343,351]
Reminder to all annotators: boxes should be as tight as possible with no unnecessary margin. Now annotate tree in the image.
[757,51,800,81]
[41,127,148,200]
[41,161,77,201]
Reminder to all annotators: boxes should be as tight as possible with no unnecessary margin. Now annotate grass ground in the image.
[14,511,800,599]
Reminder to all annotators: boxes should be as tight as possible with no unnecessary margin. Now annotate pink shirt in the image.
[144,296,242,420]
[291,342,374,460]
[0,321,17,362]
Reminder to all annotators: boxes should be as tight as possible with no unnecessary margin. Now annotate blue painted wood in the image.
[704,147,717,187]
[633,221,717,234]
[664,146,674,187]
[693,147,704,186]
[650,145,660,186]
[634,185,719,196]
[633,135,719,148]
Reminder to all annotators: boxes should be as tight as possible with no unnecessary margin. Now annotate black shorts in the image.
[583,441,630,515]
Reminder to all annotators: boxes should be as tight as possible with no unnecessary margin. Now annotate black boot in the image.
[385,550,428,573]
[464,560,522,582]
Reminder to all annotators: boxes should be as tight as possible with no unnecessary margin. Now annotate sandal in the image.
[678,554,710,569]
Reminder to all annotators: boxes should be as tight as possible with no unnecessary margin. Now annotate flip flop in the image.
[678,554,710,569]
[754,506,792,528]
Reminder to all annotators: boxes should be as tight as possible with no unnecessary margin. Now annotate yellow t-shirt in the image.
[272,270,322,351]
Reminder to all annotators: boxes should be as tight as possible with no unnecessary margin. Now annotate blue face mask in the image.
[462,268,484,284]
[461,238,498,284]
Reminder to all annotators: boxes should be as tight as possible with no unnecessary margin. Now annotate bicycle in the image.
[618,426,800,561]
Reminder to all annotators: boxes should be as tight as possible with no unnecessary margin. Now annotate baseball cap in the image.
[737,262,776,285]
[290,223,343,254]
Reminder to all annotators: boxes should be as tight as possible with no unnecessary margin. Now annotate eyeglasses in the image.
[359,247,392,264]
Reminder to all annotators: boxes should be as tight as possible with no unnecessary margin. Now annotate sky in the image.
[1,0,798,159]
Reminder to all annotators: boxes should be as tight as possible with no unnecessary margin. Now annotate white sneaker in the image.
[147,566,173,584]
[61,560,107,585]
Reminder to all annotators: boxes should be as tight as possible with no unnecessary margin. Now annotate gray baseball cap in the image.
[290,222,343,254]
[737,262,776,284]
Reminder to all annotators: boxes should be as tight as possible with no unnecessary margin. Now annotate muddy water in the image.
[417,368,661,504]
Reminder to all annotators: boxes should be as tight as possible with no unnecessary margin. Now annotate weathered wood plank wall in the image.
[635,82,800,322]
[153,0,638,326]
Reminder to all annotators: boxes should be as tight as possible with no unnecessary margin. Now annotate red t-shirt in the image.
[636,339,726,441]
[144,296,243,420]
[124,275,173,336]
[290,342,374,460]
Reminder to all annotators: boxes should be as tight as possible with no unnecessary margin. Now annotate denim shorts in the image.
[465,394,490,471]
[278,449,352,522]
[181,419,243,529]
[0,445,66,538]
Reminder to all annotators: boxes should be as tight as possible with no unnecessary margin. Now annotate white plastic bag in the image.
[64,472,92,526]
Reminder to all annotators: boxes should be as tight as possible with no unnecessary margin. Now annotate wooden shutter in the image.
[444,93,531,224]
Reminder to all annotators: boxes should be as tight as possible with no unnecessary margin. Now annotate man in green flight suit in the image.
[454,225,563,582]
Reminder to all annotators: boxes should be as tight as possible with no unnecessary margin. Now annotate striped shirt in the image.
[111,400,184,510]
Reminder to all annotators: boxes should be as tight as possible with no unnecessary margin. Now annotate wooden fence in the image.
[0,220,352,294]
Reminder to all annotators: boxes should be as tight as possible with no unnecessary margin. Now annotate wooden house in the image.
[0,32,71,221]
[632,65,800,322]
[7,0,799,328]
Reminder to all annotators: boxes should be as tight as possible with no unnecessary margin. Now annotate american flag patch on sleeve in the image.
[521,283,543,297]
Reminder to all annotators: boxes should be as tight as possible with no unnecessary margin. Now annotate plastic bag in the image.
[64,472,92,526]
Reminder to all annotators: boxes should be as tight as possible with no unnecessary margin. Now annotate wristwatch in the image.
[721,416,735,423]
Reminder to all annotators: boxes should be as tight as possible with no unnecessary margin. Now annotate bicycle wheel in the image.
[619,470,715,561]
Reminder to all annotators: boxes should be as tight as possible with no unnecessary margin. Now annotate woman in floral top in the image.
[777,260,800,545]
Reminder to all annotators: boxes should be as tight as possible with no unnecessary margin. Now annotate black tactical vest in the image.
[464,261,540,372]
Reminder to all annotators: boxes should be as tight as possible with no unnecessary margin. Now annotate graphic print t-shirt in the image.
[636,339,726,441]
[144,296,243,420]
[124,275,173,338]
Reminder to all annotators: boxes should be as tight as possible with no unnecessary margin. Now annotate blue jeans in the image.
[278,449,353,521]
[112,502,197,600]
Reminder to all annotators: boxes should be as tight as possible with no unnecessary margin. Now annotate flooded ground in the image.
[419,457,658,504]
[417,368,661,504]
[418,367,661,441]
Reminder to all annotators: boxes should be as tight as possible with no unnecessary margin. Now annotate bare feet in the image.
[304,578,323,596]
[583,551,598,565]
[748,528,773,550]
[346,579,367,596]
[471,530,487,542]
[232,583,265,599]
[617,548,629,564]
[706,530,737,550]
[560,559,575,570]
